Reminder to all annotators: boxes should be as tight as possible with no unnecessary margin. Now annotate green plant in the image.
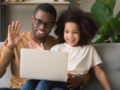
[91,0,120,43]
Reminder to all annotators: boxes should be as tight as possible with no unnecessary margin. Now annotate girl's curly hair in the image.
[55,8,98,46]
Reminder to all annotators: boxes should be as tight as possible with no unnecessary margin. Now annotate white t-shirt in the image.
[51,43,102,75]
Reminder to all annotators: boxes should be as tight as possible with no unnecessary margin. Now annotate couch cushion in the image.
[83,43,120,90]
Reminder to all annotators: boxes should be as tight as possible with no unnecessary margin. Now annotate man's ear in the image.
[32,15,34,23]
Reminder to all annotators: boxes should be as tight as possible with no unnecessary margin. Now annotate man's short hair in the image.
[33,3,57,19]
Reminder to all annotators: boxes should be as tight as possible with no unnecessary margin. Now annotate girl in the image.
[21,8,111,90]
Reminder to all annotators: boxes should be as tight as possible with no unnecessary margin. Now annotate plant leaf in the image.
[91,1,113,28]
[97,26,104,34]
[96,0,116,12]
[116,11,120,20]
[104,18,120,34]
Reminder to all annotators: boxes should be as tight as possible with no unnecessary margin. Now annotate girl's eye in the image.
[73,32,79,34]
[64,30,69,33]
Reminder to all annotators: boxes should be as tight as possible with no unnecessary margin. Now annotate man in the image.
[0,3,58,90]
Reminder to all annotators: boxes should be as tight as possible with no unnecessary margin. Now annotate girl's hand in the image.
[67,73,82,90]
[29,40,44,50]
[7,21,25,50]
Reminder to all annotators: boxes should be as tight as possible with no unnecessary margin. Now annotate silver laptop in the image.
[20,48,68,82]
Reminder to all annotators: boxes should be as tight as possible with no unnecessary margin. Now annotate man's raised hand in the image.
[7,21,24,50]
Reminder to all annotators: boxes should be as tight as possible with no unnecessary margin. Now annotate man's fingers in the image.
[68,73,76,78]
[67,73,72,77]
[16,22,22,34]
[14,21,19,31]
[67,79,74,84]
[29,40,39,49]
[31,40,36,45]
[67,84,75,89]
[40,43,44,49]
[31,40,38,47]
[11,21,15,32]
[8,24,11,34]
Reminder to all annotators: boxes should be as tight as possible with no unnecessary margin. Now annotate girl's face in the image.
[64,22,80,47]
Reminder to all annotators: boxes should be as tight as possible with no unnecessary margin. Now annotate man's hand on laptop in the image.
[67,73,82,90]
[29,40,44,50]
[7,21,25,50]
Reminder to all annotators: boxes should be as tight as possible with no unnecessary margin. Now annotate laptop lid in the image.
[20,48,68,82]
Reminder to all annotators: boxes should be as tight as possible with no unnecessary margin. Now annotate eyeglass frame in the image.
[33,16,55,28]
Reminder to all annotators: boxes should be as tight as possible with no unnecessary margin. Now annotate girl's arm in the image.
[93,65,111,90]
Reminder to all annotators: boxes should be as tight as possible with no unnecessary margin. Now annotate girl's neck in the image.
[65,43,80,48]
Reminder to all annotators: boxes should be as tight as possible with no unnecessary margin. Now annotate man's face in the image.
[31,10,55,40]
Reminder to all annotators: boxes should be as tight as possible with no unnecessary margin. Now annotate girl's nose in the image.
[69,33,73,38]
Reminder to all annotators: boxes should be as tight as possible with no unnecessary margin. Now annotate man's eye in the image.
[64,31,69,33]
[37,20,42,23]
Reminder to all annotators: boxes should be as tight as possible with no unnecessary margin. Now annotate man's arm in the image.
[0,21,24,78]
[0,40,14,77]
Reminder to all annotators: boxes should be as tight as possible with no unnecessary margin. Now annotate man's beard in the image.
[33,29,46,40]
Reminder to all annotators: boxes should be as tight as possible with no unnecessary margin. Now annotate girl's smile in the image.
[64,22,80,47]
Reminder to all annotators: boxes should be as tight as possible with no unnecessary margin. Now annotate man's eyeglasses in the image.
[34,16,54,28]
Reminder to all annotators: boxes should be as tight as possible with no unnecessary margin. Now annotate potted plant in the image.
[90,0,120,43]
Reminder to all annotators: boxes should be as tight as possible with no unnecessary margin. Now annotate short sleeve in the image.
[50,45,59,52]
[91,46,102,67]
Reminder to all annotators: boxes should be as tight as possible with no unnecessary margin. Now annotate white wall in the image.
[8,0,120,35]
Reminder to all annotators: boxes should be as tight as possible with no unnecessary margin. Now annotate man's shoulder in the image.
[44,35,58,50]
[47,35,57,40]
[47,35,58,43]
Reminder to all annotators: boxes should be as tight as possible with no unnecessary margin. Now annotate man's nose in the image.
[38,24,46,30]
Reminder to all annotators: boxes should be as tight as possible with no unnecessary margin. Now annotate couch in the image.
[84,43,120,90]
[0,42,120,90]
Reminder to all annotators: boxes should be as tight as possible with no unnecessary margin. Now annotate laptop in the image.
[20,48,68,82]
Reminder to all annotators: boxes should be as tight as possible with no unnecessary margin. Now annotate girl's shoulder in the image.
[83,44,94,49]
[50,43,66,51]
[82,44,96,51]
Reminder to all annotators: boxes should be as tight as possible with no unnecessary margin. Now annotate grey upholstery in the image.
[83,43,120,90]
[0,42,11,87]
